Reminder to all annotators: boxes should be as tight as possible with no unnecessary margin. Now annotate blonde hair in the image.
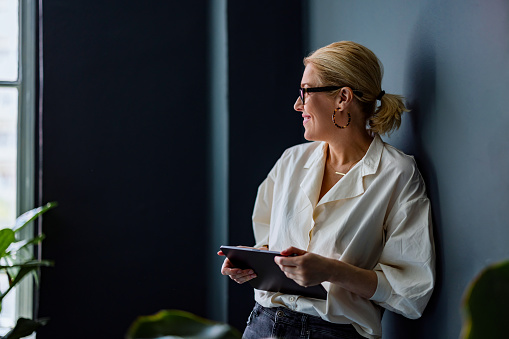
[304,41,409,135]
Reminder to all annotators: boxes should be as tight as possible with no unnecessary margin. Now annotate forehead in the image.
[301,64,320,85]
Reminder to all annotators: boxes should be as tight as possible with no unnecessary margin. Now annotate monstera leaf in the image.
[461,260,509,339]
[126,310,241,339]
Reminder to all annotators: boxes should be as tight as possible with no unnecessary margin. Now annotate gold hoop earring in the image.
[332,108,351,129]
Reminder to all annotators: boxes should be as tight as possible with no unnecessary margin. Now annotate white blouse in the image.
[252,134,435,339]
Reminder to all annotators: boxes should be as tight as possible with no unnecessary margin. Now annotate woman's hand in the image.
[274,246,378,299]
[218,249,257,284]
[274,247,334,287]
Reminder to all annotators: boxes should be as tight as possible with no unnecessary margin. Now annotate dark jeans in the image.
[243,303,365,339]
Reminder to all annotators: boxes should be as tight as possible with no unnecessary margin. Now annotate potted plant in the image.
[0,202,57,339]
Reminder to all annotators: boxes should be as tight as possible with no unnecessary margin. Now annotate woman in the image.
[220,41,435,339]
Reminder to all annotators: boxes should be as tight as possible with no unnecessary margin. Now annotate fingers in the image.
[223,267,257,284]
[278,266,311,287]
[229,269,257,284]
[275,253,301,267]
[220,257,257,284]
[220,257,236,274]
[274,251,316,287]
[275,257,293,267]
[276,251,332,287]
[275,256,300,285]
[276,260,299,277]
[278,268,307,287]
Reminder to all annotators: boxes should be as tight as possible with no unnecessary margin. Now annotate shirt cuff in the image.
[370,270,392,303]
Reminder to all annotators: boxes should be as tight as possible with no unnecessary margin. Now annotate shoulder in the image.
[279,141,323,164]
[379,141,427,197]
[267,141,323,179]
[381,142,418,171]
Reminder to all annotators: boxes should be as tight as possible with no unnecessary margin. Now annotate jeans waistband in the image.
[254,302,354,329]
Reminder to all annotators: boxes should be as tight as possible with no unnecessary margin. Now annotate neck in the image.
[326,128,373,167]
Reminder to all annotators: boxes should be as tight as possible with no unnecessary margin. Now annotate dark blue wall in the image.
[226,1,305,330]
[39,1,209,338]
[37,0,305,337]
[307,1,509,338]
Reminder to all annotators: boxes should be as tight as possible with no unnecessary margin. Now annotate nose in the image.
[294,97,303,111]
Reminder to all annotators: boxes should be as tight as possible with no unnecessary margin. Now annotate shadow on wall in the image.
[382,4,444,339]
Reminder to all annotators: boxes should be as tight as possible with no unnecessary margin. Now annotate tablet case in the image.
[220,246,327,300]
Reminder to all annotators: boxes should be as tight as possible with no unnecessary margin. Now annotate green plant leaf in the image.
[461,260,509,339]
[1,317,49,339]
[13,202,57,233]
[6,234,46,255]
[0,260,54,270]
[0,260,54,302]
[0,229,15,258]
[0,202,55,335]
[126,310,242,339]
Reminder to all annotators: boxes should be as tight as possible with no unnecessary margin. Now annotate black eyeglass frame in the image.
[299,86,363,105]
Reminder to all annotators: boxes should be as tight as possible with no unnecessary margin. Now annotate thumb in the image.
[280,246,307,256]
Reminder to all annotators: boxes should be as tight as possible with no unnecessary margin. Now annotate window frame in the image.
[17,0,37,323]
[0,0,37,325]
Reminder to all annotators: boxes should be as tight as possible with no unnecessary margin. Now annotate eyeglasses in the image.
[299,86,363,105]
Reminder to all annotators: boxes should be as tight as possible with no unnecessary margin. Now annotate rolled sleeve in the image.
[371,198,435,319]
[370,270,392,303]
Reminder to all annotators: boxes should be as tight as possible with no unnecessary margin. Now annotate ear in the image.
[335,87,355,109]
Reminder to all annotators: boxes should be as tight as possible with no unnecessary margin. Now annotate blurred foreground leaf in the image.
[126,310,241,339]
[461,260,509,339]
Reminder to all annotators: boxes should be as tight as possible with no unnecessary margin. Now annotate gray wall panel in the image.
[308,1,509,338]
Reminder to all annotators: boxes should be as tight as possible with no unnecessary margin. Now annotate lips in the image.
[302,114,311,125]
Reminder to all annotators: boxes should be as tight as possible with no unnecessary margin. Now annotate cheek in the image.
[315,106,332,124]
[306,98,335,126]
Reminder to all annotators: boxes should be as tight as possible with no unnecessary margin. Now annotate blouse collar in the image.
[301,134,385,205]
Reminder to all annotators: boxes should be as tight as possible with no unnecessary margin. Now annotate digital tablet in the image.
[220,246,327,300]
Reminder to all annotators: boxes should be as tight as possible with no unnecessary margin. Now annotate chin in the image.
[303,125,330,142]
[303,132,318,142]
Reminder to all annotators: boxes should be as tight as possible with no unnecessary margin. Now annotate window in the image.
[0,0,36,334]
